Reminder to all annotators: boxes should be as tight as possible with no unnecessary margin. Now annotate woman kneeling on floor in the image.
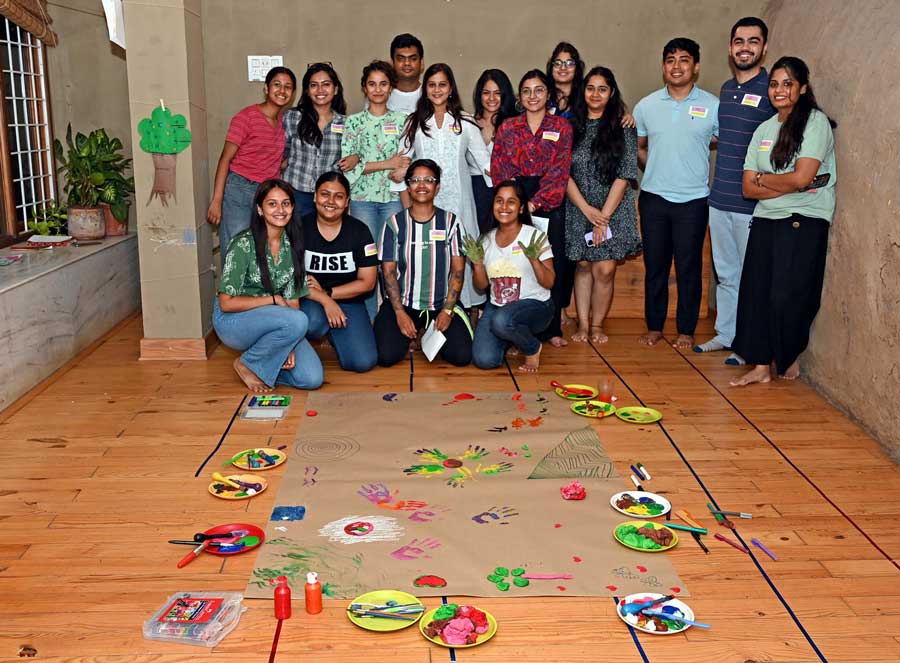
[213,178,324,392]
[466,180,555,373]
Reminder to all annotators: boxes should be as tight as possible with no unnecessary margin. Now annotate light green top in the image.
[744,109,837,222]
[341,109,409,202]
[218,229,307,299]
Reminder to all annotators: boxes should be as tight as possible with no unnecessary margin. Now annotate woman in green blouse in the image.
[213,178,323,392]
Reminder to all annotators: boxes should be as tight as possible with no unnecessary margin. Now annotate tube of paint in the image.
[305,572,323,614]
[274,576,291,620]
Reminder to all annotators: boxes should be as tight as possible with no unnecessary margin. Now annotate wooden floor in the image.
[2,313,898,663]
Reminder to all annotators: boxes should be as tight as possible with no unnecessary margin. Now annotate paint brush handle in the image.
[211,472,242,489]
[714,533,748,553]
[710,509,752,519]
[177,541,207,568]
[751,537,778,561]
[665,523,708,535]
[549,380,593,396]
[641,610,711,628]
[676,509,705,530]
[354,610,416,621]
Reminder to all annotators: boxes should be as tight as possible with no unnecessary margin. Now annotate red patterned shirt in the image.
[490,114,573,211]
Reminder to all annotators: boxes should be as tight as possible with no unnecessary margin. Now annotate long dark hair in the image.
[769,56,837,170]
[250,179,305,295]
[480,179,534,241]
[402,63,472,144]
[296,63,346,147]
[571,66,627,184]
[472,69,517,133]
[546,41,585,113]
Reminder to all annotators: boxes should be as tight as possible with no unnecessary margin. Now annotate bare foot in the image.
[571,327,589,342]
[518,345,542,373]
[729,365,772,387]
[589,325,608,344]
[639,331,664,346]
[549,336,568,348]
[506,346,520,358]
[780,360,801,380]
[673,334,694,350]
[233,357,272,393]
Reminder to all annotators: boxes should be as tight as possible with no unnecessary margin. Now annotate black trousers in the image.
[639,191,709,335]
[731,214,829,374]
[471,175,494,235]
[374,302,472,367]
[539,204,574,340]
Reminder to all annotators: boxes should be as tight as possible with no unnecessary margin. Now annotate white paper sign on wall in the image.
[247,56,284,82]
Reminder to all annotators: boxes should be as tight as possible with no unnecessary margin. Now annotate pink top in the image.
[225,105,285,183]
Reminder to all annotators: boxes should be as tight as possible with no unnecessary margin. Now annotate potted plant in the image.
[29,200,68,236]
[54,125,135,239]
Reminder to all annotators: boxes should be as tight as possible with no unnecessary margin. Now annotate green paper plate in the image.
[615,406,663,424]
[571,400,617,418]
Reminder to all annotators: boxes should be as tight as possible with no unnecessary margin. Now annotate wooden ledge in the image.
[140,330,219,360]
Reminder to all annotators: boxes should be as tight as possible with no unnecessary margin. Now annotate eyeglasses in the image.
[307,61,333,69]
[521,87,547,97]
[408,176,438,184]
[551,59,577,69]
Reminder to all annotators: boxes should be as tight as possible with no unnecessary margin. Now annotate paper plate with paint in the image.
[347,590,424,632]
[419,604,498,648]
[202,522,265,556]
[617,593,695,635]
[571,400,616,418]
[207,474,268,500]
[615,406,663,424]
[614,520,678,552]
[553,383,599,400]
[231,447,287,471]
[610,491,671,518]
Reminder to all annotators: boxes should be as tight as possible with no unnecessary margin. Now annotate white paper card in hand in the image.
[531,215,550,233]
[421,320,446,362]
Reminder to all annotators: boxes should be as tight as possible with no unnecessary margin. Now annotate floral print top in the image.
[341,109,409,202]
[218,229,308,299]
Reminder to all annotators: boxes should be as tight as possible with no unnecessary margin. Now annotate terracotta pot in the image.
[67,206,106,240]
[102,203,127,236]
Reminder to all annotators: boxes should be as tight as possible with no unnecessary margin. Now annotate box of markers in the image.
[143,591,246,647]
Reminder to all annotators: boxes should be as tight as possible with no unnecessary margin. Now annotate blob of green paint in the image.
[487,574,503,583]
[513,577,530,588]
[239,536,261,547]
[511,568,525,576]
[497,581,510,591]
[434,604,458,620]
[495,566,509,576]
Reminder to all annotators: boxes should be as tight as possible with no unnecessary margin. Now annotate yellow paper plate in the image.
[571,400,617,418]
[419,605,498,648]
[346,590,423,632]
[207,474,268,500]
[231,447,287,471]
[615,406,663,424]
[616,593,695,635]
[553,383,599,400]
[613,520,678,552]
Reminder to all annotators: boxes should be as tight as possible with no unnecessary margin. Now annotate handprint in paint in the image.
[390,537,441,560]
[471,506,520,525]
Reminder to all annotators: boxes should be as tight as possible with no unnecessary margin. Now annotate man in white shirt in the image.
[388,33,424,113]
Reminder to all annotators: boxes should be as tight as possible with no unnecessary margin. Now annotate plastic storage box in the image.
[143,591,246,647]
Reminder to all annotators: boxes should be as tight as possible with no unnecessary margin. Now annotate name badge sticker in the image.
[759,139,773,152]
[541,131,560,142]
[331,123,344,134]
[451,123,462,135]
[364,242,377,256]
[741,94,761,107]
[688,106,708,118]
[511,244,523,255]
[383,123,398,135]
[430,229,447,242]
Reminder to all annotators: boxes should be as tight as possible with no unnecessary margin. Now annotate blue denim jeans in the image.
[303,299,377,373]
[212,299,323,389]
[292,189,316,218]
[349,198,404,319]
[220,171,260,264]
[708,206,752,347]
[473,298,554,369]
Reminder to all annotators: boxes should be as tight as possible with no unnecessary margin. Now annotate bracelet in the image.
[443,307,454,317]
[755,172,763,188]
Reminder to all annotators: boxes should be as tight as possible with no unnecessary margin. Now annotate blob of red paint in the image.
[511,393,523,401]
[636,565,647,573]
[556,586,567,592]
[607,585,618,592]
[455,393,476,400]
[554,523,562,528]
[413,574,448,588]
[670,586,682,594]
[443,458,463,468]
[306,410,317,416]
[573,556,582,563]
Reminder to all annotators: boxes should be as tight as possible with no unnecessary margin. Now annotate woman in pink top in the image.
[207,66,296,260]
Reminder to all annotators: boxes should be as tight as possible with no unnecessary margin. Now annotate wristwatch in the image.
[442,307,454,317]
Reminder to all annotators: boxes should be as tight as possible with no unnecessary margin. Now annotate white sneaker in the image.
[725,353,746,366]
[693,339,726,353]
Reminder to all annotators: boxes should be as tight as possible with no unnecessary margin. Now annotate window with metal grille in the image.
[0,16,54,241]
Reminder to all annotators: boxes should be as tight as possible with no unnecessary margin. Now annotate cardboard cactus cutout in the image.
[137,104,192,206]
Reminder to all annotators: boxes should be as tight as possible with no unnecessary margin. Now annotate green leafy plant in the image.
[53,125,135,222]
[29,200,67,235]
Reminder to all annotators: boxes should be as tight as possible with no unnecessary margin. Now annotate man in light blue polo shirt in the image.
[634,37,719,349]
[694,17,775,364]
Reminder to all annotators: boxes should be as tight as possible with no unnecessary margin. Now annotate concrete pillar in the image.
[123,0,215,359]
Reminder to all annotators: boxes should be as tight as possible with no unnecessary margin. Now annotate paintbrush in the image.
[676,509,706,530]
[621,594,675,616]
[549,380,594,397]
[641,609,711,629]
[222,449,253,467]
[691,531,710,554]
[350,610,416,621]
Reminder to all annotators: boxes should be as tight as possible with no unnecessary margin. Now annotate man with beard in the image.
[694,17,775,363]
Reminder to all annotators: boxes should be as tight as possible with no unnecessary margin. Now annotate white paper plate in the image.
[616,593,695,635]
[609,491,671,518]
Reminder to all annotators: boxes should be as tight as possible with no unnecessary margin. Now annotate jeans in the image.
[639,191,709,335]
[303,299,378,373]
[473,299,554,369]
[292,189,316,217]
[212,299,323,389]
[708,207,752,347]
[220,171,260,265]
[349,198,404,319]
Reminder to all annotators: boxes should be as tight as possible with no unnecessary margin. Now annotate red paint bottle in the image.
[304,571,323,614]
[274,576,291,620]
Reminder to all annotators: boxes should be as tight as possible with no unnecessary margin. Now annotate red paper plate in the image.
[202,522,265,556]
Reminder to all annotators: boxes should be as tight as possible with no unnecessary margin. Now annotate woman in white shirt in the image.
[465,180,556,373]
[396,63,491,308]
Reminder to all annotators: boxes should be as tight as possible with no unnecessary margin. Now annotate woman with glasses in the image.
[341,60,411,318]
[207,67,296,259]
[282,63,358,216]
[491,69,573,348]
[546,42,584,119]
[213,178,323,393]
[396,63,491,310]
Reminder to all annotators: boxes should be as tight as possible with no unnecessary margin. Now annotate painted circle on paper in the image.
[295,435,361,461]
